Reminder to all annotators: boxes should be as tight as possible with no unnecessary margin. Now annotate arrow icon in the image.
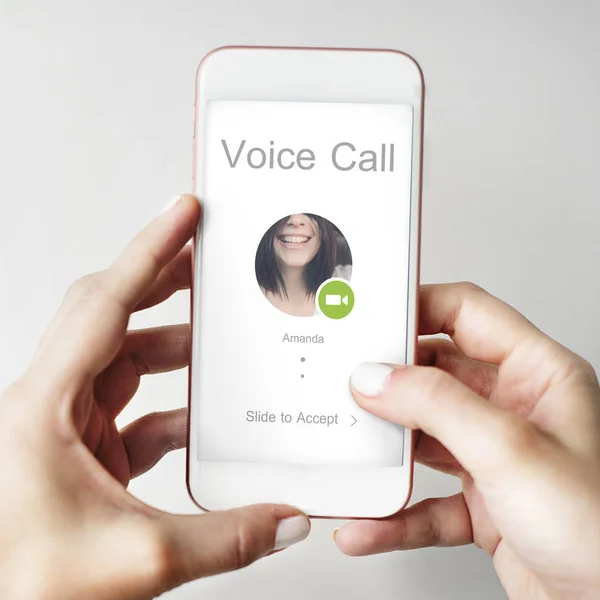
[350,414,357,427]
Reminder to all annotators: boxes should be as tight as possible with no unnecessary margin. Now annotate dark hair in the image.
[255,214,340,298]
[335,230,352,267]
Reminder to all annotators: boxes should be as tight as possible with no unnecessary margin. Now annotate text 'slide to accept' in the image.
[246,410,358,427]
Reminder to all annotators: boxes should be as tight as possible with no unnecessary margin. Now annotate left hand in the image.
[0,195,309,600]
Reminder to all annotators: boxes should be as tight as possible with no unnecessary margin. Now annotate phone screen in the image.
[197,99,413,468]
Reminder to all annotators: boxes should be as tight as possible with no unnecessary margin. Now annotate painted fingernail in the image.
[351,362,395,397]
[162,195,183,213]
[274,515,310,550]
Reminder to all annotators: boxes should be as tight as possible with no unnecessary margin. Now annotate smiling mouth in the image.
[278,235,311,245]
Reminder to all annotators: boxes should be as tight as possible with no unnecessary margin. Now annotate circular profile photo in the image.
[255,213,352,317]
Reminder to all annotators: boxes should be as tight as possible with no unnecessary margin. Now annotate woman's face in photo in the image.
[273,214,321,269]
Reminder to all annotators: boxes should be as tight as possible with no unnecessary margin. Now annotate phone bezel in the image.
[187,46,424,519]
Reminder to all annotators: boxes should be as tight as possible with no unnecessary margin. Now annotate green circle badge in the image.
[317,278,355,319]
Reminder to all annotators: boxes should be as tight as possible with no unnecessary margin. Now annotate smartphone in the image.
[188,46,423,518]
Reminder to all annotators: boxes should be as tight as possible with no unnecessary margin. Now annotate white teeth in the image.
[281,236,309,243]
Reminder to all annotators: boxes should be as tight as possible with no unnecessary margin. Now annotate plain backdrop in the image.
[1,1,599,598]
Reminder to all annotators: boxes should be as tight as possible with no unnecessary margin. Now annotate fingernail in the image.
[162,195,183,213]
[332,527,339,542]
[274,515,310,550]
[351,362,395,397]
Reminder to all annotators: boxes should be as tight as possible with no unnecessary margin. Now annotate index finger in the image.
[107,195,199,310]
[419,283,548,366]
[419,284,600,449]
[30,195,200,393]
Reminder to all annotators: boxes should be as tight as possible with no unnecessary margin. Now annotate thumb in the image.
[349,362,551,486]
[155,504,310,591]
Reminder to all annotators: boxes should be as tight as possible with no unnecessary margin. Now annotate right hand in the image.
[335,283,600,600]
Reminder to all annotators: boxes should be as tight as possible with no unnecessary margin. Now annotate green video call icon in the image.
[317,278,355,319]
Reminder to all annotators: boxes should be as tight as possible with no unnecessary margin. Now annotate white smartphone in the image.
[188,46,423,519]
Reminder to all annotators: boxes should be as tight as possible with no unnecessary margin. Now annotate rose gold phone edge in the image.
[185,45,424,520]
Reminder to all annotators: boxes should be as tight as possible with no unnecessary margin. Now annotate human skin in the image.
[266,213,321,317]
[274,213,321,269]
[0,195,309,600]
[336,283,600,600]
[4,196,598,599]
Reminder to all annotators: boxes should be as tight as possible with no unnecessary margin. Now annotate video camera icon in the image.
[317,278,355,319]
[325,294,350,306]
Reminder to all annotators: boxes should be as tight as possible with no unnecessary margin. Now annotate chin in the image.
[284,258,310,268]
[278,252,310,268]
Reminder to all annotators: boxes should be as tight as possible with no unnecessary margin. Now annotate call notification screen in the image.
[197,100,413,467]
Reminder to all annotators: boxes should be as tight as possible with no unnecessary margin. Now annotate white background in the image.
[1,1,599,599]
[198,100,411,467]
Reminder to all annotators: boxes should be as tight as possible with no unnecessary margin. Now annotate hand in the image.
[0,195,309,600]
[335,283,600,600]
